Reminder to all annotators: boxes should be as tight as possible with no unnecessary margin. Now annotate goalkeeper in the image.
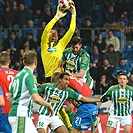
[40,3,76,83]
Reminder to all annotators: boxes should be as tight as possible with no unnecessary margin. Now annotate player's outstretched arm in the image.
[59,4,76,47]
[80,96,101,103]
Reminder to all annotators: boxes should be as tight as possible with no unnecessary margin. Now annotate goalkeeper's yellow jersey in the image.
[41,16,76,78]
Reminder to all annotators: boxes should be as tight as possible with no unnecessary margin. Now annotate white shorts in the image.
[36,115,64,131]
[106,115,132,128]
[8,116,37,133]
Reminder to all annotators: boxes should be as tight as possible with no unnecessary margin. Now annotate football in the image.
[58,0,73,11]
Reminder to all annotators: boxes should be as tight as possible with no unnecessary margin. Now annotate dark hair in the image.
[108,44,114,48]
[118,72,128,79]
[108,29,114,33]
[70,36,82,46]
[59,72,70,79]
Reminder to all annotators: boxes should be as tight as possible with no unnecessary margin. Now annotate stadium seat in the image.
[83,45,92,54]
[123,45,133,60]
[0,28,6,39]
[125,59,133,70]
[7,28,21,38]
[114,31,121,38]
[99,31,107,40]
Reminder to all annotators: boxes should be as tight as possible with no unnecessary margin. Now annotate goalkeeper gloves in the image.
[55,5,67,20]
[69,4,76,17]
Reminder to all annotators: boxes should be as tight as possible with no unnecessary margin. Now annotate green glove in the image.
[54,5,67,20]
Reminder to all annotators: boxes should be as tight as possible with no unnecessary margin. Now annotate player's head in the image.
[23,50,37,70]
[51,72,60,83]
[58,72,70,88]
[0,51,10,66]
[49,29,58,43]
[70,36,82,55]
[117,72,128,86]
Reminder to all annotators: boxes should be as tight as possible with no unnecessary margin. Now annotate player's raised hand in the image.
[68,3,76,17]
[55,5,67,20]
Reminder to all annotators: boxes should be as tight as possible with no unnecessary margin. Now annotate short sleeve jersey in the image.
[0,87,2,115]
[0,68,18,114]
[9,67,38,118]
[102,84,133,116]
[38,83,82,116]
[62,48,90,83]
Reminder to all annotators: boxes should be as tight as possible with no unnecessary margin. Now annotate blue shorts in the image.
[73,103,98,130]
[0,114,12,133]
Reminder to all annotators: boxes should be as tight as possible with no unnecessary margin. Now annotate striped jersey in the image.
[102,84,133,116]
[62,48,90,84]
[38,83,82,116]
[9,67,38,118]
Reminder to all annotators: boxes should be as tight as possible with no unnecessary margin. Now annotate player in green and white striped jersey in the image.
[8,50,54,133]
[36,72,101,133]
[58,36,93,87]
[101,72,133,133]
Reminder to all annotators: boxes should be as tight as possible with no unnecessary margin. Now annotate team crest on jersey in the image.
[118,97,127,104]
[49,95,60,103]
[66,61,75,69]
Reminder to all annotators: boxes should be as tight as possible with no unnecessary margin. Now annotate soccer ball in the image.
[58,0,73,11]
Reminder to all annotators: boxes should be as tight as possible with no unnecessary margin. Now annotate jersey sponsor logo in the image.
[118,97,127,104]
[49,95,60,103]
[66,61,75,69]
[81,126,89,129]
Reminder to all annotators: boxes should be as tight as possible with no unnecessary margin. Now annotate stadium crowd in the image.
[0,0,133,95]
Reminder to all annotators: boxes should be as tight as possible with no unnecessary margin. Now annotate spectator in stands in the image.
[21,33,37,52]
[13,3,32,28]
[103,5,118,26]
[0,6,14,28]
[95,75,110,95]
[80,17,93,46]
[22,20,38,41]
[42,4,53,24]
[11,61,23,71]
[128,73,133,87]
[3,30,21,66]
[103,44,120,68]
[93,34,106,57]
[97,58,114,84]
[79,0,92,17]
[32,9,43,28]
[7,0,17,11]
[90,2,102,28]
[112,58,131,84]
[115,0,132,19]
[118,11,129,27]
[0,32,4,52]
[31,0,47,12]
[105,29,120,52]
[90,46,101,81]
[0,0,6,12]
[90,46,101,67]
